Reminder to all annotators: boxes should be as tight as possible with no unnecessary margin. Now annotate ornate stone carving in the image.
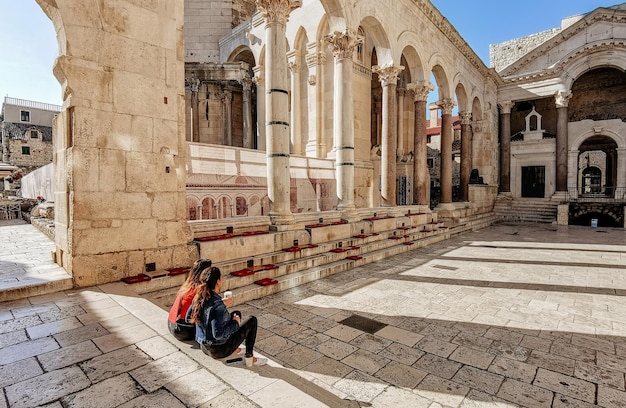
[255,0,302,25]
[406,81,434,102]
[460,111,472,125]
[373,64,405,87]
[325,29,363,60]
[288,60,301,73]
[436,98,456,115]
[555,90,573,108]
[498,101,513,114]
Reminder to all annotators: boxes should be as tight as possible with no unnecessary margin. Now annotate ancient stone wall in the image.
[185,0,233,63]
[232,0,256,28]
[490,28,560,72]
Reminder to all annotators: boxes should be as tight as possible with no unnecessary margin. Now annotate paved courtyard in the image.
[0,221,625,407]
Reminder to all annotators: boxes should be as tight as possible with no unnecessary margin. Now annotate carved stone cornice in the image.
[436,98,456,115]
[325,29,363,60]
[373,64,404,87]
[406,81,434,102]
[305,50,327,67]
[501,8,626,77]
[555,90,572,108]
[412,0,489,77]
[255,0,301,25]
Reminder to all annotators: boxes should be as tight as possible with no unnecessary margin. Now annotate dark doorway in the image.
[521,166,545,198]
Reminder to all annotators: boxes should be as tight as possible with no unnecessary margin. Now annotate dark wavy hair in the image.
[177,259,211,296]
[190,266,221,323]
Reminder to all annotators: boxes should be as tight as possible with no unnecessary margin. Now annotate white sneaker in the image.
[245,356,267,367]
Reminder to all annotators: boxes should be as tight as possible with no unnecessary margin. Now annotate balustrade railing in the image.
[565,187,626,202]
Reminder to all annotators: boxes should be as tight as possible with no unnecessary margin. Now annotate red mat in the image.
[121,274,151,284]
[255,278,278,286]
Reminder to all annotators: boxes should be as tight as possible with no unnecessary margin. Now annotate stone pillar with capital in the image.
[222,90,233,146]
[288,55,303,155]
[556,91,572,192]
[499,101,513,194]
[325,29,362,214]
[190,79,200,142]
[242,78,253,149]
[256,0,301,223]
[374,64,404,207]
[305,44,327,157]
[253,65,265,151]
[437,99,455,203]
[459,111,473,202]
[397,88,406,157]
[407,82,433,205]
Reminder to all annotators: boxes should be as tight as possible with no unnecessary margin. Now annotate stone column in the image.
[242,78,253,149]
[288,55,303,155]
[222,89,233,146]
[374,64,404,207]
[256,0,301,223]
[304,45,326,157]
[617,148,626,198]
[460,111,473,202]
[556,91,572,192]
[407,82,433,205]
[191,79,200,142]
[438,99,455,204]
[325,29,362,214]
[499,101,513,193]
[253,66,265,151]
[397,88,405,157]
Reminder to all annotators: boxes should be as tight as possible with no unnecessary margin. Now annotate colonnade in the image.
[247,0,478,223]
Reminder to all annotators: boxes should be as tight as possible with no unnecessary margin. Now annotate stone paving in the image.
[0,221,626,407]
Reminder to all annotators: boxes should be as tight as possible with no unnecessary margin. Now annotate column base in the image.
[269,213,296,228]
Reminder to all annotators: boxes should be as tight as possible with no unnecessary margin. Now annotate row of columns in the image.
[257,0,474,224]
[188,82,254,149]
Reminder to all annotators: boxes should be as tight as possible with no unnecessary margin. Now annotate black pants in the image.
[202,315,258,359]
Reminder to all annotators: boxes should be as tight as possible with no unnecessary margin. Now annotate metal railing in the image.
[565,187,626,203]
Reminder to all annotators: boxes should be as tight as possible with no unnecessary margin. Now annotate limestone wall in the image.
[39,0,196,286]
[490,28,560,72]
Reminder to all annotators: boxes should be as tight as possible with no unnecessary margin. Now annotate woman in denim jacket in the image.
[190,266,266,366]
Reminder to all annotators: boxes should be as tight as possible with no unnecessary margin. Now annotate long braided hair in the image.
[190,266,221,324]
[177,259,212,296]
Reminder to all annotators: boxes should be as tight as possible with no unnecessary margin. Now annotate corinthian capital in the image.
[288,60,301,73]
[373,64,405,87]
[460,111,472,125]
[256,0,302,25]
[555,90,573,108]
[406,81,434,102]
[436,98,456,115]
[325,29,363,60]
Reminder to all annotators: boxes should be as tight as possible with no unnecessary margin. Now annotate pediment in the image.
[499,5,626,79]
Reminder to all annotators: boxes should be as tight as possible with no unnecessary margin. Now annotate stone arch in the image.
[571,130,625,151]
[430,63,452,100]
[358,16,392,65]
[454,82,468,113]
[201,196,215,220]
[471,96,483,121]
[397,42,426,84]
[187,196,200,220]
[559,46,626,90]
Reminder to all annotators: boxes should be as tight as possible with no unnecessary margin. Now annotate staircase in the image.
[493,197,559,224]
[137,210,496,309]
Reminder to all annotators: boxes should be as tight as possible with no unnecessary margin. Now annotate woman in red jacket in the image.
[168,259,212,340]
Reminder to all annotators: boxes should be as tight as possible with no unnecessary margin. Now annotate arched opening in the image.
[577,136,617,197]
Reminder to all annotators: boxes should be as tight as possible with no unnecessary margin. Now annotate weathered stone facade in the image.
[496,3,626,226]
